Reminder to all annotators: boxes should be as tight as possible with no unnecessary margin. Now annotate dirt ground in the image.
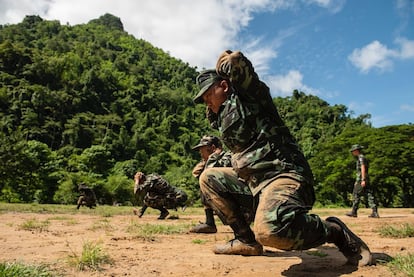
[1,207,413,277]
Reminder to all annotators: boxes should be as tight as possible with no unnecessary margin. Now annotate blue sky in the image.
[1,0,413,127]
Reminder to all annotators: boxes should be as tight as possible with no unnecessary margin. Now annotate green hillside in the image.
[1,14,413,207]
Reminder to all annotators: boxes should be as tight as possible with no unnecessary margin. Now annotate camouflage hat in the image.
[193,69,222,104]
[350,144,364,152]
[192,135,221,150]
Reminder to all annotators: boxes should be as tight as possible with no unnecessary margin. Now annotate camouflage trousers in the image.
[351,182,377,210]
[199,167,254,225]
[200,167,329,251]
[143,191,187,210]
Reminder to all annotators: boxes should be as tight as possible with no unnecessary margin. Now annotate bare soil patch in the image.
[1,207,413,276]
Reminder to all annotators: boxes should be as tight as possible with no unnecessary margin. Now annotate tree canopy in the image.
[1,14,413,207]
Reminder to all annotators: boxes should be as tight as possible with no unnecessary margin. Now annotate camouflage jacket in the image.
[137,174,178,197]
[355,154,369,183]
[192,150,232,178]
[212,51,313,195]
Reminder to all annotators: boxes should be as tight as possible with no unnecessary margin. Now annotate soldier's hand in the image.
[216,50,241,77]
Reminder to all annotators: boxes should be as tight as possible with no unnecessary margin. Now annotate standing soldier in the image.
[133,172,187,219]
[77,183,97,209]
[346,144,379,218]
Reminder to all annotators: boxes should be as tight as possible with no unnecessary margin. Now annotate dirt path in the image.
[1,208,413,276]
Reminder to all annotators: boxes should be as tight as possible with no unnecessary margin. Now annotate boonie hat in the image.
[350,144,364,152]
[193,69,222,104]
[192,135,221,150]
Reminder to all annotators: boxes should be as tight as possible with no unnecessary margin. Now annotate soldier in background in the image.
[133,172,187,219]
[77,183,97,209]
[191,135,236,233]
[346,144,379,218]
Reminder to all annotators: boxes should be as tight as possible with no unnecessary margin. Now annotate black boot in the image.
[368,207,379,218]
[213,219,263,256]
[346,205,358,217]
[326,217,373,266]
[158,208,169,220]
[190,208,217,233]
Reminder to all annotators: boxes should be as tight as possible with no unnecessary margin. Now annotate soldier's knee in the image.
[255,231,295,250]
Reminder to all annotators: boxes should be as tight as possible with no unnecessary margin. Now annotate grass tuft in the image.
[126,222,190,241]
[378,223,414,238]
[387,253,414,277]
[67,240,112,271]
[0,261,55,277]
[18,218,50,232]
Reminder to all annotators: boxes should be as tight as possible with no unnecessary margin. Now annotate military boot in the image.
[326,217,373,266]
[345,206,358,217]
[190,223,217,233]
[190,209,217,233]
[213,220,263,256]
[158,208,169,220]
[368,208,379,218]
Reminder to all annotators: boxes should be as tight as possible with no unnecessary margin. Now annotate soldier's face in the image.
[199,145,214,161]
[202,80,228,113]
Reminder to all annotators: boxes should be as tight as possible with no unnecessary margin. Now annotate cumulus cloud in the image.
[264,70,320,97]
[0,0,279,69]
[348,38,414,73]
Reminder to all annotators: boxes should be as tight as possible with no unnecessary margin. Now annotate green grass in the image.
[378,223,414,238]
[18,218,50,232]
[387,253,414,277]
[67,240,112,271]
[192,239,208,244]
[0,202,200,217]
[88,218,115,232]
[126,221,191,241]
[0,261,56,277]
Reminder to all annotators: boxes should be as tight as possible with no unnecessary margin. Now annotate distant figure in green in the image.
[77,183,97,209]
[346,144,379,218]
[133,172,187,219]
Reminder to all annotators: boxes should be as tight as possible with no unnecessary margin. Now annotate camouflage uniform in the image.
[195,51,328,251]
[77,183,97,209]
[134,173,187,218]
[192,136,254,228]
[349,145,378,217]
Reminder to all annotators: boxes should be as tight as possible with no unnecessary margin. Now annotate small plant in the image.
[126,222,189,241]
[387,253,414,277]
[378,223,414,238]
[192,239,208,244]
[0,261,55,277]
[67,240,112,271]
[88,219,115,232]
[18,218,50,232]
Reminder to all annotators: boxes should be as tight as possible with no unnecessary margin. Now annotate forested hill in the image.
[1,14,413,208]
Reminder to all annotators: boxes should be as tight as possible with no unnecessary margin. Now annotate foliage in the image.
[17,218,50,232]
[0,14,413,208]
[67,240,112,271]
[0,261,55,277]
[387,253,414,277]
[378,223,414,238]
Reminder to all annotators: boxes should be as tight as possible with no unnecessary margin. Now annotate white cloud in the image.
[348,41,396,73]
[265,70,320,97]
[0,0,346,71]
[306,0,346,13]
[348,38,414,73]
[395,37,414,59]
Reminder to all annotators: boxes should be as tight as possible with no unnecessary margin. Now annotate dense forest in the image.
[1,14,413,208]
